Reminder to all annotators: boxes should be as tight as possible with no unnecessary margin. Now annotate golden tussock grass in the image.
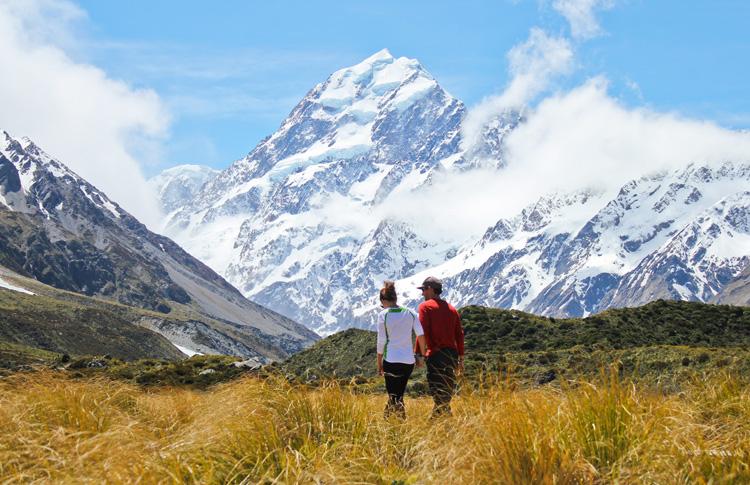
[0,369,748,484]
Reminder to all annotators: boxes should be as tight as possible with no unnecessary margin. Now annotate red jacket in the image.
[418,298,464,357]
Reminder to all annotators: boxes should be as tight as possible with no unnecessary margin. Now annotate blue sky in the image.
[66,0,749,174]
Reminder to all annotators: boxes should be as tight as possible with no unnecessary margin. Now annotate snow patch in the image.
[318,78,358,109]
[371,57,417,93]
[17,162,37,194]
[0,276,35,295]
[101,199,121,219]
[175,344,203,357]
[390,76,437,111]
[672,283,692,300]
[267,124,373,182]
[348,163,391,202]
[284,162,334,188]
[348,98,379,122]
[79,185,120,219]
[212,177,269,209]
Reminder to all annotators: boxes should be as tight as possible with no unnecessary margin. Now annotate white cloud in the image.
[376,79,750,243]
[461,28,573,151]
[461,0,618,154]
[0,0,169,228]
[0,0,85,47]
[552,0,615,40]
[624,78,644,102]
[502,78,750,194]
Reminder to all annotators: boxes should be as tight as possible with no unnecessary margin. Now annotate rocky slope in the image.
[0,131,318,360]
[713,265,750,306]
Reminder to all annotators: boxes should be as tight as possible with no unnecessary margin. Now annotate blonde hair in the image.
[379,280,397,303]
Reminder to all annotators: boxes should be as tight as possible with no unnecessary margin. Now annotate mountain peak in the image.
[361,48,394,64]
[340,48,428,80]
[1,131,43,159]
[314,50,437,114]
[0,130,25,156]
[158,164,219,177]
[1,129,14,147]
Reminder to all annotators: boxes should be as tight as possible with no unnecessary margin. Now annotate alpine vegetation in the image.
[1,370,749,483]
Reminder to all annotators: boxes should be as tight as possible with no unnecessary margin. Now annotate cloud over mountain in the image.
[0,0,169,227]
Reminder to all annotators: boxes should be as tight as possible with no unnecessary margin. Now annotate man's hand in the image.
[456,357,464,376]
[414,354,424,368]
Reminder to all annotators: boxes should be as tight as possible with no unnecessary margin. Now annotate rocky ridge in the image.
[0,131,318,360]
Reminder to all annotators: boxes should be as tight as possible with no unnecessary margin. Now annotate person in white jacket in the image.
[377,280,427,419]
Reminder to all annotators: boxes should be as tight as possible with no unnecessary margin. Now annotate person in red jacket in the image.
[416,276,464,417]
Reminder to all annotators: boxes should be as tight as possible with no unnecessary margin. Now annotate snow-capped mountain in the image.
[396,162,750,318]
[149,164,219,214]
[155,50,749,335]
[158,49,501,334]
[172,49,465,222]
[0,130,318,359]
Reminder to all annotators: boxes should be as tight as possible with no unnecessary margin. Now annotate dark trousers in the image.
[383,361,414,419]
[427,348,458,417]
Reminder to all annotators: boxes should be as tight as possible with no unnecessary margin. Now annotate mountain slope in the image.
[0,131,318,360]
[713,265,750,306]
[0,267,184,361]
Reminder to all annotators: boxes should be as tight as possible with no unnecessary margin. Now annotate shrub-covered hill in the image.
[280,300,750,384]
[279,328,378,380]
[461,299,750,353]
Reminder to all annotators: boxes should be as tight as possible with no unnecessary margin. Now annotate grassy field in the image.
[1,368,748,484]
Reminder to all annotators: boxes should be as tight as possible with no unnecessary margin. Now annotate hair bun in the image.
[380,280,397,303]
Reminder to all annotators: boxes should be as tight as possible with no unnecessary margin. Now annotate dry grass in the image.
[1,369,748,484]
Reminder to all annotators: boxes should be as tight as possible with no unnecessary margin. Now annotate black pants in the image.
[427,348,458,417]
[383,361,414,419]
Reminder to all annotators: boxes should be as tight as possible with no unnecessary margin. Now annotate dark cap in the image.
[417,276,443,292]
